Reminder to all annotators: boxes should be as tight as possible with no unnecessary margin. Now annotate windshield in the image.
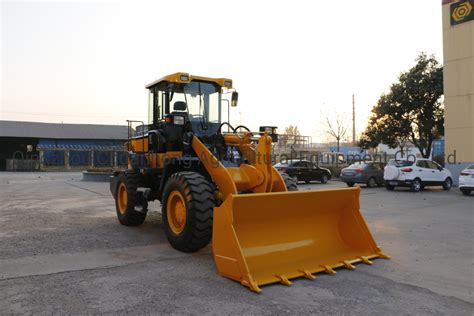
[170,81,221,135]
[347,162,367,169]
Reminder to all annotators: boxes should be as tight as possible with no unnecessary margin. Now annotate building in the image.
[0,120,129,171]
[442,0,474,180]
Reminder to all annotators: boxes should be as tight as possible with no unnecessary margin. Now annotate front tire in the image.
[461,188,471,196]
[281,172,298,191]
[346,182,355,187]
[442,178,452,191]
[115,173,147,226]
[321,174,329,184]
[385,184,395,191]
[162,172,214,252]
[410,178,422,192]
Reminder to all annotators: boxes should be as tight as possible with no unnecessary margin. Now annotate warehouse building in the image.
[0,120,129,171]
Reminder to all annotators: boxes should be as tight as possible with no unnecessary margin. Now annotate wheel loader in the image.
[110,72,389,293]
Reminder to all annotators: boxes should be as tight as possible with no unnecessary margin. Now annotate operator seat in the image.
[173,101,187,112]
[164,101,187,151]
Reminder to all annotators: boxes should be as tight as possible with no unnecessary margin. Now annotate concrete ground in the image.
[0,172,472,314]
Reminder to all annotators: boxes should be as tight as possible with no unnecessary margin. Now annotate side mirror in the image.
[231,91,238,107]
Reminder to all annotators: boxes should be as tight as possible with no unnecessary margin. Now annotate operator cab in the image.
[146,73,235,139]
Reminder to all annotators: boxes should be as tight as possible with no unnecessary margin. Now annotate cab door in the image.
[308,162,323,181]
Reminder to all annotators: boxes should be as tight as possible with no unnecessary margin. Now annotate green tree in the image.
[359,53,444,158]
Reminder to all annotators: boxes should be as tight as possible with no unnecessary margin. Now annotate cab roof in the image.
[145,72,233,89]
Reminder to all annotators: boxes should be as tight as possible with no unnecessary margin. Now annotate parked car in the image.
[459,164,474,196]
[274,159,331,184]
[383,158,453,192]
[340,162,384,188]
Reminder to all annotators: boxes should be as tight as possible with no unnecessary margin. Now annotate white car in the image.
[383,158,453,192]
[459,164,474,196]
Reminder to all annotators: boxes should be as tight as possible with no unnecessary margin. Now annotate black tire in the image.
[321,174,329,184]
[346,182,355,187]
[385,184,395,191]
[162,172,214,253]
[410,178,422,192]
[367,177,376,188]
[305,180,310,184]
[461,188,471,196]
[281,172,298,191]
[115,173,147,226]
[442,177,452,191]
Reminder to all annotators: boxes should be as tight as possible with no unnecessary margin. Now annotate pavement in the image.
[0,172,472,314]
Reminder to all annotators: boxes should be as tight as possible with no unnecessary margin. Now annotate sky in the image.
[1,0,444,142]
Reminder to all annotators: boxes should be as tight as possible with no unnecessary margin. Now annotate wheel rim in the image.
[323,175,327,182]
[445,179,452,188]
[167,191,187,234]
[414,180,421,191]
[117,182,127,214]
[369,178,375,187]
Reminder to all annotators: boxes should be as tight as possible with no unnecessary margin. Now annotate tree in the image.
[359,53,444,158]
[280,125,302,147]
[325,112,349,152]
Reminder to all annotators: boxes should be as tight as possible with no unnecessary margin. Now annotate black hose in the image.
[217,122,236,134]
[234,125,251,132]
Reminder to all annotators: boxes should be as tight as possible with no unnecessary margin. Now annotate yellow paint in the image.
[146,72,232,89]
[190,133,388,292]
[117,182,127,214]
[167,191,187,234]
[212,187,389,293]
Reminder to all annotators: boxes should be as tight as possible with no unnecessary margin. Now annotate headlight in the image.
[173,116,185,125]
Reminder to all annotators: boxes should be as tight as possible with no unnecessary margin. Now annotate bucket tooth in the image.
[322,265,337,275]
[242,279,262,293]
[275,275,293,286]
[341,261,356,270]
[359,256,373,265]
[377,251,391,260]
[299,269,316,280]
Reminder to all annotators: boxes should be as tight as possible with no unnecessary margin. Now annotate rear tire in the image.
[385,184,395,191]
[346,182,355,187]
[321,174,329,184]
[115,173,147,226]
[410,178,422,192]
[281,173,298,191]
[367,177,376,188]
[461,188,471,196]
[162,172,214,252]
[442,178,452,191]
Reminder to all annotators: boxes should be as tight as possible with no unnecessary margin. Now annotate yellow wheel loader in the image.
[110,73,389,293]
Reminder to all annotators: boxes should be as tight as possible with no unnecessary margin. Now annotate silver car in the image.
[340,162,384,188]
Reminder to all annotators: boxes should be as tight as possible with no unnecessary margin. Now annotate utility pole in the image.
[352,94,356,145]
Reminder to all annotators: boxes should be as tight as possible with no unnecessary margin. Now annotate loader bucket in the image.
[212,187,389,293]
